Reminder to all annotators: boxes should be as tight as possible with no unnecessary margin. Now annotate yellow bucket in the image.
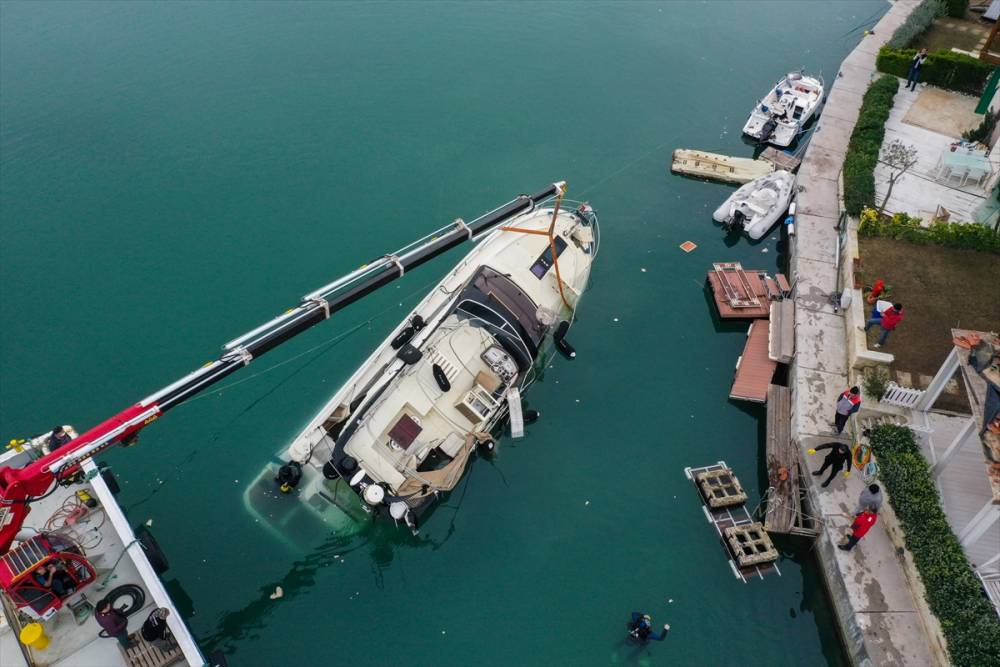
[20,623,50,650]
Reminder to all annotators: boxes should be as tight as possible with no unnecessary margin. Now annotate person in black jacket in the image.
[808,442,851,488]
[48,426,72,452]
[141,607,174,651]
[906,48,928,91]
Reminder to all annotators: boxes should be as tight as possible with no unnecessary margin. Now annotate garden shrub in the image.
[888,0,946,49]
[962,109,996,143]
[876,47,995,95]
[859,208,1000,253]
[944,0,968,18]
[844,76,899,215]
[869,425,1000,667]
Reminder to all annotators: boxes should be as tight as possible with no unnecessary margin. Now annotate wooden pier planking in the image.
[764,384,819,537]
[759,147,802,173]
[730,322,777,403]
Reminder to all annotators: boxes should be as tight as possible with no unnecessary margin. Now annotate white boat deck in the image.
[0,440,203,667]
[875,84,1000,225]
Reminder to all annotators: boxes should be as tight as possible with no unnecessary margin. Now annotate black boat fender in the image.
[136,527,169,575]
[553,320,576,359]
[97,461,120,495]
[432,363,451,392]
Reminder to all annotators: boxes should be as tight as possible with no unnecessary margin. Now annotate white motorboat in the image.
[713,170,796,240]
[245,184,599,540]
[742,72,824,147]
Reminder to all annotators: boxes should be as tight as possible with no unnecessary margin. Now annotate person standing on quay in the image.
[834,386,862,434]
[839,509,879,551]
[864,302,904,348]
[808,442,852,488]
[906,48,928,92]
[857,483,883,514]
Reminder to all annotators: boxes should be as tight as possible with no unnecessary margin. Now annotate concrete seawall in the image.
[788,1,949,665]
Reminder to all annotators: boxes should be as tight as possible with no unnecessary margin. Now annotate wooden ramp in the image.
[684,462,781,583]
[759,147,802,172]
[730,321,777,403]
[764,385,819,537]
[671,149,774,184]
[768,300,795,363]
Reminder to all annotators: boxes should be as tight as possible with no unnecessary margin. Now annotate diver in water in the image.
[629,612,669,642]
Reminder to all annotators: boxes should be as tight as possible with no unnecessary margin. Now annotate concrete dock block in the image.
[795,174,841,218]
[795,308,848,376]
[809,114,859,154]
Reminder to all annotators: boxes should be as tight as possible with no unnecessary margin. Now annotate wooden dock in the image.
[730,321,778,403]
[759,147,802,172]
[768,300,795,364]
[671,149,774,184]
[707,262,789,320]
[763,385,819,537]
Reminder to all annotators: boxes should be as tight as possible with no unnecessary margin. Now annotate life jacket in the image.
[836,391,861,415]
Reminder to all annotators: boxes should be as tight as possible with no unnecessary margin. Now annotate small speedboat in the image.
[713,170,795,240]
[742,72,824,147]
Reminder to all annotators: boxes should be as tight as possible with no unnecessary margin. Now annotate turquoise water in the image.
[1,2,886,664]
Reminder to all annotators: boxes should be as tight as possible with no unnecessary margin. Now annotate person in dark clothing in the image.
[141,607,174,651]
[96,600,134,648]
[48,426,72,452]
[808,442,851,488]
[906,48,928,91]
[629,612,669,642]
[834,386,862,434]
[33,563,76,598]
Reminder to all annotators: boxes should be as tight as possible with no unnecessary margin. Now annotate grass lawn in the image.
[913,17,990,52]
[858,237,1000,408]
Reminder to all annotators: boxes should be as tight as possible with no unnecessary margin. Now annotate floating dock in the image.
[763,385,819,537]
[671,149,774,184]
[707,262,789,320]
[685,462,781,583]
[730,320,777,403]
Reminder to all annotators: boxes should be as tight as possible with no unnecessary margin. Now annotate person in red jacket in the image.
[839,509,878,551]
[864,303,904,348]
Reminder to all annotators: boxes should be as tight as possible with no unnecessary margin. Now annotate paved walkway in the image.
[789,1,946,665]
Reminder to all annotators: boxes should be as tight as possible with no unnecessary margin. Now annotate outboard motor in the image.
[759,117,778,142]
[724,209,746,234]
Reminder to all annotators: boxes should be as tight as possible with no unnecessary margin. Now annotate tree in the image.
[877,140,919,218]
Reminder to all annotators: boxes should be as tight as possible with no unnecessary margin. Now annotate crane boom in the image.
[0,183,564,553]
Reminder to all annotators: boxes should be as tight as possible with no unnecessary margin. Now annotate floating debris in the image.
[269,586,283,600]
[679,241,698,253]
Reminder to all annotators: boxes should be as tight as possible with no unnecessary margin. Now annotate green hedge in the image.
[869,425,1000,667]
[944,0,968,17]
[844,76,899,215]
[888,0,946,49]
[877,47,995,95]
[859,208,1000,253]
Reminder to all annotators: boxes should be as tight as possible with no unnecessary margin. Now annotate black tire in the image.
[137,527,170,575]
[97,461,120,495]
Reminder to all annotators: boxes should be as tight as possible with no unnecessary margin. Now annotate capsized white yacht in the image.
[742,72,824,147]
[245,183,598,538]
[713,170,796,240]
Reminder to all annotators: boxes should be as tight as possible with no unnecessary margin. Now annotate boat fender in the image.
[207,650,231,667]
[553,321,576,359]
[349,469,367,487]
[524,409,540,424]
[396,343,422,365]
[411,314,425,331]
[390,326,415,350]
[784,216,795,236]
[97,461,121,495]
[788,201,796,215]
[322,460,340,480]
[432,363,451,392]
[389,501,408,521]
[363,483,386,506]
[478,438,495,453]
[276,461,302,493]
[136,528,170,575]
